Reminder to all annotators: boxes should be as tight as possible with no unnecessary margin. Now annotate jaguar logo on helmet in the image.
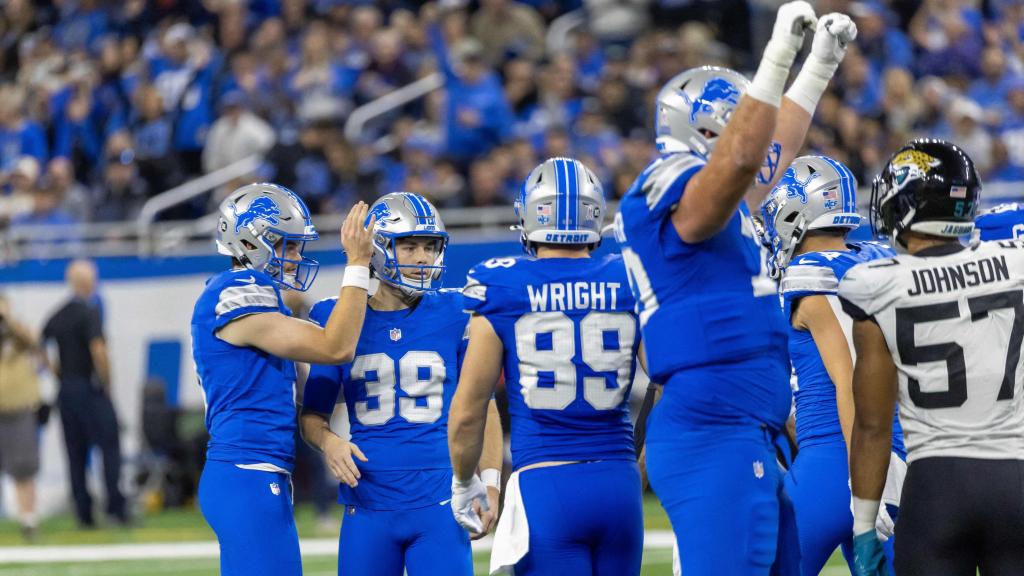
[890,150,941,191]
[688,78,741,123]
[233,196,281,233]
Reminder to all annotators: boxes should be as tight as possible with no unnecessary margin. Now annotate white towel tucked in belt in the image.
[489,470,529,575]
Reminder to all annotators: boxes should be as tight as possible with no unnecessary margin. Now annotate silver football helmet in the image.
[514,157,605,255]
[656,66,750,158]
[366,192,449,296]
[757,156,862,278]
[216,182,319,291]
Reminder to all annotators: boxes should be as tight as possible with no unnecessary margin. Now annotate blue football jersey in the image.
[781,241,906,455]
[304,290,469,510]
[463,254,639,470]
[191,269,298,471]
[615,153,789,416]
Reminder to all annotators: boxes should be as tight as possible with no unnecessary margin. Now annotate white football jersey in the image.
[839,240,1024,463]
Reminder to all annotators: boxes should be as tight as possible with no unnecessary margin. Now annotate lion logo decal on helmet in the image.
[233,196,281,233]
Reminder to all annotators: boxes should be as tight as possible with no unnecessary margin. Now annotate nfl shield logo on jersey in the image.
[269,482,281,496]
[390,328,402,342]
[752,460,765,479]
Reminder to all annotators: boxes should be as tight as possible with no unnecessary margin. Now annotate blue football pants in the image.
[646,424,801,576]
[337,500,472,576]
[199,460,302,576]
[515,460,644,576]
[785,442,897,575]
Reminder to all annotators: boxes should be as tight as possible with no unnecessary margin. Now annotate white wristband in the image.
[785,56,838,115]
[852,496,880,536]
[341,265,370,290]
[747,40,798,107]
[480,468,501,491]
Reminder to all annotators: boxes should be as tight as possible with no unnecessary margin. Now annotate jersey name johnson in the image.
[839,242,1024,462]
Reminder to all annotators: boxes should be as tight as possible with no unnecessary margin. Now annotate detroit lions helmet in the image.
[216,182,320,291]
[871,139,980,249]
[515,157,606,256]
[366,192,449,295]
[656,66,750,158]
[757,156,861,278]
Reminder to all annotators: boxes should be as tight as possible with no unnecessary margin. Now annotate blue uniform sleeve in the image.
[303,297,345,413]
[462,260,506,317]
[212,272,282,330]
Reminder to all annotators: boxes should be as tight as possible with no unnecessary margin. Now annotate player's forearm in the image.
[674,96,777,242]
[480,399,503,474]
[448,398,488,483]
[322,281,369,363]
[745,97,812,207]
[836,381,855,454]
[299,411,336,453]
[849,419,891,501]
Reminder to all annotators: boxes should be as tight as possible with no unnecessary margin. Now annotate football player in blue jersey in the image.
[449,157,644,575]
[974,202,1024,241]
[615,3,858,573]
[299,192,504,576]
[757,156,908,575]
[192,183,375,576]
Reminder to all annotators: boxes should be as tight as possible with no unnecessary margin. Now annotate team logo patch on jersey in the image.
[269,482,281,496]
[752,460,765,479]
[891,150,941,191]
[390,327,402,342]
[688,78,741,122]
[233,197,281,233]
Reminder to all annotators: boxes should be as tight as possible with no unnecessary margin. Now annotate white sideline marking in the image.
[0,531,678,564]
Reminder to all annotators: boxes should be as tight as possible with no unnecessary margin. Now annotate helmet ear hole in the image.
[241,239,257,250]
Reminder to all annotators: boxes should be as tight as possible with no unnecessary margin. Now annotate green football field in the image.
[0,496,849,575]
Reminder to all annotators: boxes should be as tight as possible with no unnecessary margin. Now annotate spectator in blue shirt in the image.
[0,85,48,173]
[968,46,1018,112]
[851,1,914,75]
[429,23,514,167]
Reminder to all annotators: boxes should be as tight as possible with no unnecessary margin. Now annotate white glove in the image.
[810,13,858,67]
[769,1,818,58]
[875,451,907,541]
[749,1,816,106]
[785,12,858,113]
[451,475,489,534]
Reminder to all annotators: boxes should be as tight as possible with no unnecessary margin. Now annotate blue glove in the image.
[852,532,889,576]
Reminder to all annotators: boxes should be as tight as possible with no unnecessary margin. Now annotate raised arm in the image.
[218,203,376,364]
[673,2,816,243]
[746,13,859,208]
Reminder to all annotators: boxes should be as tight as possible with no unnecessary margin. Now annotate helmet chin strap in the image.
[891,207,917,254]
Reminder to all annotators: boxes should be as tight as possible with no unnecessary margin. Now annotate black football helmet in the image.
[870,139,981,248]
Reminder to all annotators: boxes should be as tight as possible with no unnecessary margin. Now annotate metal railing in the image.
[343,73,444,143]
[135,154,264,254]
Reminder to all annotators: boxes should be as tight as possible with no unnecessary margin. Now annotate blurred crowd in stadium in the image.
[0,0,1020,231]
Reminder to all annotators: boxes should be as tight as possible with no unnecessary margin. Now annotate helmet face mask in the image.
[757,156,861,278]
[870,139,981,248]
[516,157,606,256]
[367,192,449,296]
[217,183,320,291]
